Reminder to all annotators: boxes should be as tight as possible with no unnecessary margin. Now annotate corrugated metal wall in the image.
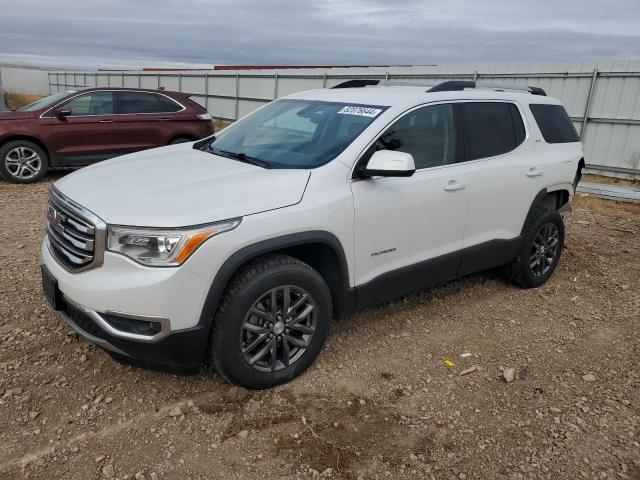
[2,61,639,176]
[0,66,52,96]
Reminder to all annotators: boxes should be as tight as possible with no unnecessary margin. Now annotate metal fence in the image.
[1,66,52,96]
[33,61,640,178]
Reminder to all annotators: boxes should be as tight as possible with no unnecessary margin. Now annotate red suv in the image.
[0,87,213,183]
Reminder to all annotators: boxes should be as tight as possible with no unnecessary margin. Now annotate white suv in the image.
[41,80,584,389]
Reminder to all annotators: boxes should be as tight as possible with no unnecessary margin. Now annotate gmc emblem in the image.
[47,205,65,229]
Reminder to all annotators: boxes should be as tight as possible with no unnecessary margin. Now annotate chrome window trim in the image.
[39,89,186,119]
[349,99,531,180]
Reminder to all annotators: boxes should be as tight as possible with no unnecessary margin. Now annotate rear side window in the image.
[461,102,525,161]
[119,92,182,114]
[530,104,579,143]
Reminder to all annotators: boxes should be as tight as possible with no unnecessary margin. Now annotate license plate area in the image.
[41,265,63,311]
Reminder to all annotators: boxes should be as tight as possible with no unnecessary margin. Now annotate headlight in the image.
[107,218,241,267]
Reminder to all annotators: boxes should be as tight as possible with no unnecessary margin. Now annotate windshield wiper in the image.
[209,147,271,169]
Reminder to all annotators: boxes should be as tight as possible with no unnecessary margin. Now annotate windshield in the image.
[18,91,76,112]
[208,99,387,168]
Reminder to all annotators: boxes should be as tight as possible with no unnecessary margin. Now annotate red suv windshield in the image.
[18,91,76,112]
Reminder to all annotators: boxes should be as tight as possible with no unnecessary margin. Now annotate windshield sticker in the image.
[337,106,383,117]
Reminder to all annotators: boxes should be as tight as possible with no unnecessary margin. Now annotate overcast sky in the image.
[0,0,639,69]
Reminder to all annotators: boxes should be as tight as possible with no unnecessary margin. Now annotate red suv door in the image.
[47,91,122,164]
[114,91,185,151]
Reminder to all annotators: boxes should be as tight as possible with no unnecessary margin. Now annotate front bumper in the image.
[42,238,213,371]
[57,292,208,371]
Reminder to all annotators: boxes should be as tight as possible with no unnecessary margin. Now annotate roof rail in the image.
[331,79,380,89]
[428,80,546,96]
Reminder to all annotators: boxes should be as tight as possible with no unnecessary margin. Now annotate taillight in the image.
[196,113,212,121]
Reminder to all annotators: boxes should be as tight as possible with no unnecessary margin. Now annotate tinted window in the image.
[158,95,183,112]
[119,92,181,114]
[462,102,524,161]
[374,103,456,169]
[530,104,579,143]
[62,91,114,116]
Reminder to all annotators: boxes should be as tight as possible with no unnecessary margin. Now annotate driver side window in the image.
[61,91,115,116]
[375,103,457,169]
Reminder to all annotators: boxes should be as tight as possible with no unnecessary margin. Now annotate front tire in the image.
[209,254,332,389]
[505,208,565,288]
[0,140,48,183]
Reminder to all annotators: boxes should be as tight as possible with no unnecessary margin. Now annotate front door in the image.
[351,103,468,307]
[49,90,120,164]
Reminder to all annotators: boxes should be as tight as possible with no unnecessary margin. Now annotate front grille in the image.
[46,188,106,273]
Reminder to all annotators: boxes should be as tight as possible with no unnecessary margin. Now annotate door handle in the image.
[526,168,543,178]
[158,118,171,121]
[443,180,466,192]
[98,119,113,123]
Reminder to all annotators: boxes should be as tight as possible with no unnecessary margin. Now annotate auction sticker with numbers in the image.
[337,106,383,117]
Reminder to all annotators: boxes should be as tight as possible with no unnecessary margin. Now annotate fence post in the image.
[473,70,478,82]
[580,69,599,141]
[322,73,327,88]
[95,72,98,88]
[234,73,240,120]
[157,74,161,89]
[273,73,279,99]
[204,72,209,112]
[178,73,182,92]
[138,73,141,88]
[121,72,124,88]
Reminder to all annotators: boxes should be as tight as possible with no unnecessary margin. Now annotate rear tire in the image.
[209,254,332,389]
[505,208,565,288]
[0,140,48,183]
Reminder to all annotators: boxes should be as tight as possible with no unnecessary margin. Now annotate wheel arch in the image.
[167,134,197,145]
[198,231,353,335]
[0,135,51,161]
[520,186,572,236]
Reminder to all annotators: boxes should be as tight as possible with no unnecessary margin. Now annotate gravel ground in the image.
[0,175,639,480]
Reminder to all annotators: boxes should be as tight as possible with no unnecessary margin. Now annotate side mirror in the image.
[54,107,72,118]
[359,150,415,178]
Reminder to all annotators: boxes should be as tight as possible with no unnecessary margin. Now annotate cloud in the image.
[0,0,638,69]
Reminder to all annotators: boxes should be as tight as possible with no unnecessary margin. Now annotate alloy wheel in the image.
[529,223,560,277]
[240,285,317,372]
[5,147,42,180]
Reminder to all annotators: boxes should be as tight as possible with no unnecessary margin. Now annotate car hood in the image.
[54,144,311,227]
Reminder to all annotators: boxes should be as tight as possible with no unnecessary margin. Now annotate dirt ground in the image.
[0,174,638,480]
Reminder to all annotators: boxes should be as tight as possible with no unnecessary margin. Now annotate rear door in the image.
[457,101,544,274]
[114,91,184,152]
[48,91,119,164]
